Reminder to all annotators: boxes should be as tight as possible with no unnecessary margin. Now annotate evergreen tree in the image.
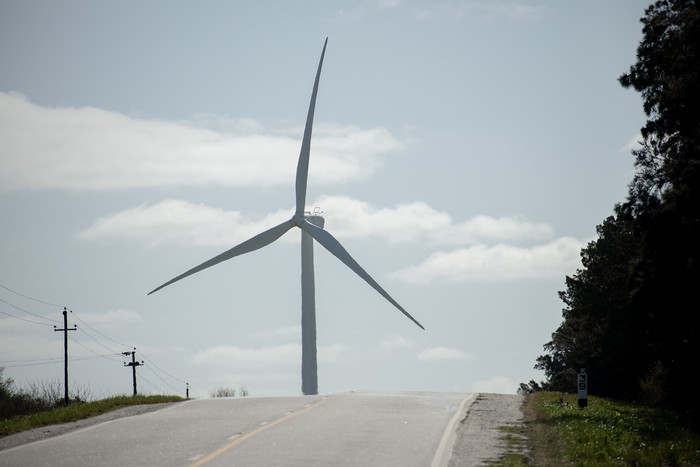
[535,214,640,399]
[534,0,699,417]
[618,0,700,412]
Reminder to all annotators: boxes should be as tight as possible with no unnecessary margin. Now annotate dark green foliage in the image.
[536,214,641,399]
[0,368,50,419]
[533,0,700,423]
[619,0,700,419]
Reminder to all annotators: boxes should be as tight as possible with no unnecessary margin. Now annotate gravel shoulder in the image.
[448,393,528,466]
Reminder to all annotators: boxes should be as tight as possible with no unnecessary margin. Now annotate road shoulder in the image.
[448,393,527,466]
[0,402,177,452]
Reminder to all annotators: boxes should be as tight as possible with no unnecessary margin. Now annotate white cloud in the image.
[0,92,403,192]
[378,333,414,351]
[417,346,473,361]
[75,199,294,247]
[75,309,143,327]
[189,344,301,368]
[318,196,553,245]
[188,342,347,369]
[393,237,584,283]
[76,196,553,248]
[471,376,517,394]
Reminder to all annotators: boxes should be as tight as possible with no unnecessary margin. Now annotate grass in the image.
[490,392,700,466]
[0,394,184,437]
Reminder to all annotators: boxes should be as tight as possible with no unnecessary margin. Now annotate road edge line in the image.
[430,392,478,467]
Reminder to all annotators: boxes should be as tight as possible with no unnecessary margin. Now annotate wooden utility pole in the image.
[123,349,143,396]
[53,307,77,406]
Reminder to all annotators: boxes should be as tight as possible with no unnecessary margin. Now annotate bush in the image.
[209,385,249,398]
[0,368,93,419]
[0,368,45,419]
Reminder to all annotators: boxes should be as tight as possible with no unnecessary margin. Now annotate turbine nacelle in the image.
[305,213,325,229]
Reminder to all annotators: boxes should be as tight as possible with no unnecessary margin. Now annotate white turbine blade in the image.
[300,219,425,330]
[148,219,295,295]
[295,37,328,216]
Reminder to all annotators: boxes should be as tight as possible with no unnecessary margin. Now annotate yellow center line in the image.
[189,396,331,467]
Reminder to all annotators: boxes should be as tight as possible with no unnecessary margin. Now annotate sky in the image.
[0,1,650,399]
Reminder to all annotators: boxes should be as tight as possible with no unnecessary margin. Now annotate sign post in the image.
[577,368,588,408]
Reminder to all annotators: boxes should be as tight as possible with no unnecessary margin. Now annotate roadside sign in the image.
[578,368,588,408]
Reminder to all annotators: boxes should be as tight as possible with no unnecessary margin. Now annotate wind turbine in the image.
[148,38,424,395]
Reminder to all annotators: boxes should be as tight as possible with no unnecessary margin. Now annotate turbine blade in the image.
[300,219,425,330]
[295,37,328,216]
[148,219,295,295]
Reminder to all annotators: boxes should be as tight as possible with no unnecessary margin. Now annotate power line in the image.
[139,351,188,385]
[69,309,132,348]
[0,308,55,327]
[0,282,62,308]
[0,288,190,397]
[68,309,189,393]
[142,363,184,396]
[0,297,61,324]
[0,358,63,368]
[0,353,122,368]
[68,336,123,363]
[73,324,121,356]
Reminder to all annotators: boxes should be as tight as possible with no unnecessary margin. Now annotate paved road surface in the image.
[0,391,484,467]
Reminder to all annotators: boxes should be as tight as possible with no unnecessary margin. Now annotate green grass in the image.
[0,394,184,437]
[490,392,700,466]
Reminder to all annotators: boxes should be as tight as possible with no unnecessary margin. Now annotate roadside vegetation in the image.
[209,385,249,398]
[490,392,700,466]
[0,368,183,437]
[525,0,700,425]
[505,3,700,463]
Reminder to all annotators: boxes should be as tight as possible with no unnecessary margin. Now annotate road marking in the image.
[430,393,477,467]
[188,396,330,467]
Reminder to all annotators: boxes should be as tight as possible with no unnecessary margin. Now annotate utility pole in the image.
[53,307,77,406]
[123,349,143,396]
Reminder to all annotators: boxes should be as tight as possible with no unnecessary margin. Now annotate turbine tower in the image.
[148,38,424,395]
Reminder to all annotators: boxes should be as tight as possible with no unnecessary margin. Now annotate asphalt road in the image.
[0,391,488,467]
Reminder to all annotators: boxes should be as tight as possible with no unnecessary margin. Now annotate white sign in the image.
[577,368,588,408]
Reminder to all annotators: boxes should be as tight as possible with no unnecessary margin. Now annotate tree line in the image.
[523,0,699,424]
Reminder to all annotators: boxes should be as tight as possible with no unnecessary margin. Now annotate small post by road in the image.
[123,349,144,396]
[577,368,588,408]
[53,307,77,406]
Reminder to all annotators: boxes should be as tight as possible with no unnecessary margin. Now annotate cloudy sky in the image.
[0,1,648,398]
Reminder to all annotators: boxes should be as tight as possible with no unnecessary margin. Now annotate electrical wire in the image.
[0,308,55,327]
[139,351,188,385]
[73,323,122,356]
[68,336,123,363]
[142,363,184,395]
[0,283,190,397]
[0,282,62,308]
[0,297,61,324]
[69,309,133,349]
